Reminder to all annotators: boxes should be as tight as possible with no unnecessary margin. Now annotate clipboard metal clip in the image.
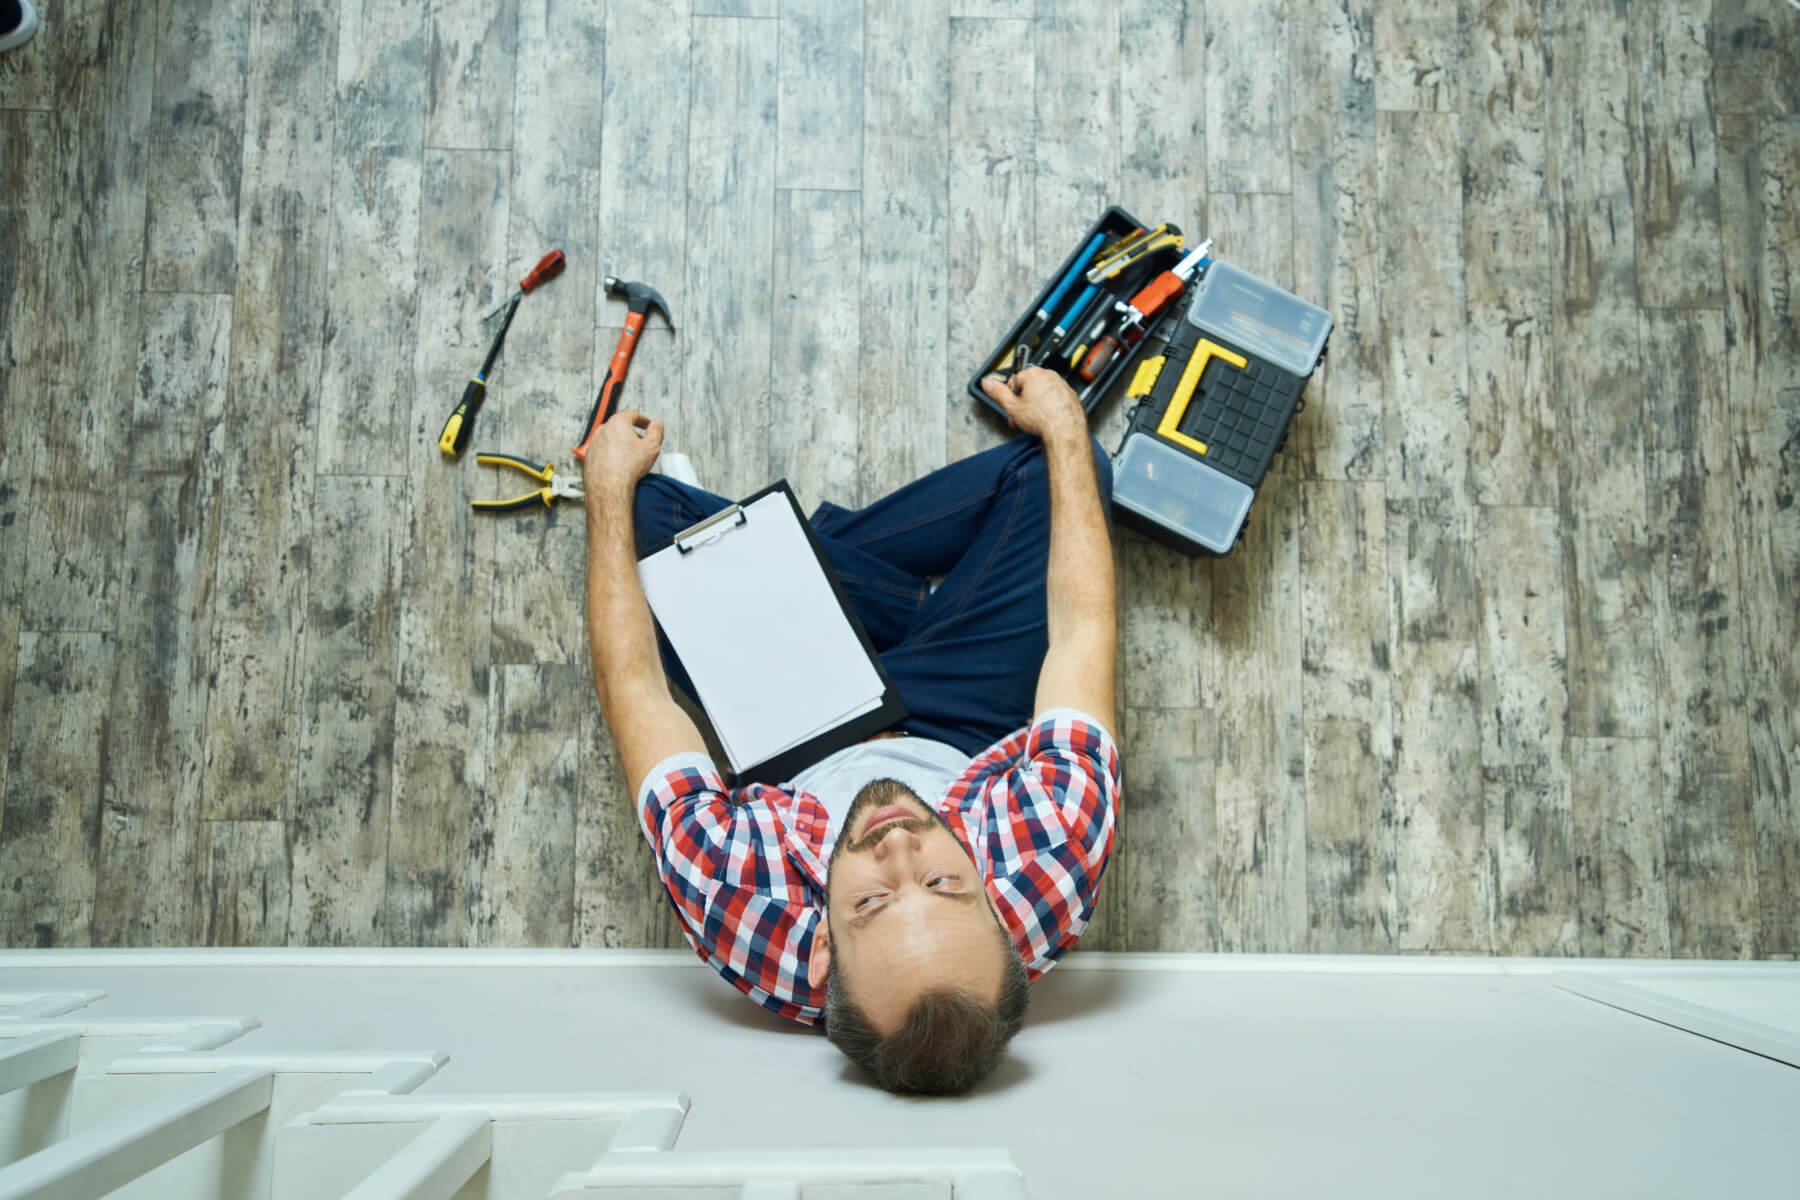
[674,504,747,554]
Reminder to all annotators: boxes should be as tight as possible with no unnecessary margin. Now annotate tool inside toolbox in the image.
[965,205,1189,418]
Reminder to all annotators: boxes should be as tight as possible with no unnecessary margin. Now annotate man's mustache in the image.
[840,816,937,856]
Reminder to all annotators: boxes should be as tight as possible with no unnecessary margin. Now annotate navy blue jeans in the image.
[633,436,1113,758]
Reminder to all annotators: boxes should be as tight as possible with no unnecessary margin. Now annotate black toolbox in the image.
[965,205,1186,418]
[1110,259,1332,555]
[965,208,1333,558]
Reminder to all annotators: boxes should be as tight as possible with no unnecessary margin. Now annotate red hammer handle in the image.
[574,310,647,461]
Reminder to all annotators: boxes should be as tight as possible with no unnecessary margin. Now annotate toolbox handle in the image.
[1154,340,1248,457]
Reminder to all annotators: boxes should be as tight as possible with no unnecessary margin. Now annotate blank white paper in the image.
[637,491,887,773]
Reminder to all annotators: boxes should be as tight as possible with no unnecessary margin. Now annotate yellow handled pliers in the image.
[471,452,585,512]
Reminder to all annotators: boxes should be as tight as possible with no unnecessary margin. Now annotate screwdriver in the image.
[481,249,566,323]
[439,295,520,457]
[1077,314,1128,382]
[1062,254,1163,370]
[1042,289,1108,370]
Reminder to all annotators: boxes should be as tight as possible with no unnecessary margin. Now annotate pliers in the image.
[997,341,1030,382]
[471,453,585,512]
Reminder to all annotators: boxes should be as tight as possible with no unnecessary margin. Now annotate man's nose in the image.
[873,829,920,861]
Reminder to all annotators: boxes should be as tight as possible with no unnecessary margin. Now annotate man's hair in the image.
[824,929,1030,1095]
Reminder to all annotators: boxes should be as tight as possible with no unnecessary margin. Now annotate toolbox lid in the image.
[1185,259,1332,378]
[1112,432,1255,555]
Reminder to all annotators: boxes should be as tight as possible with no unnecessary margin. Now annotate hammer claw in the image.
[604,273,673,329]
[576,274,672,460]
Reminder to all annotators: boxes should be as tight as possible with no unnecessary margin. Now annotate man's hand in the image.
[581,409,664,504]
[980,368,1087,445]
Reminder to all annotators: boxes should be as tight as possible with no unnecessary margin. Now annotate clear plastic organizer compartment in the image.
[1112,432,1254,555]
[1183,259,1332,379]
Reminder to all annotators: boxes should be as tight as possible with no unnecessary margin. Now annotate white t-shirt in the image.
[633,735,975,854]
[783,735,975,845]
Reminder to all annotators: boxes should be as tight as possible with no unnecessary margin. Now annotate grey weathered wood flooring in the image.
[1,0,1795,956]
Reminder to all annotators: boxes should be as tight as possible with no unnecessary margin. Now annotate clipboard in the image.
[636,480,907,786]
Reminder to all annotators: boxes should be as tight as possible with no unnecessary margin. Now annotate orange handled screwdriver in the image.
[481,250,566,323]
[1078,316,1127,382]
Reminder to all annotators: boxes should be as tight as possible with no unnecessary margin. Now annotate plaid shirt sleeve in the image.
[950,707,1121,978]
[636,753,827,1026]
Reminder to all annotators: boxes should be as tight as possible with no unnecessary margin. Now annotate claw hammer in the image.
[575,274,673,460]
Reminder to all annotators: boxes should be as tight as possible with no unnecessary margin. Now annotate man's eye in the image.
[855,895,879,910]
[928,875,954,888]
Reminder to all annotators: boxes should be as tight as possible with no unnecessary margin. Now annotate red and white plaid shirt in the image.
[635,708,1121,1026]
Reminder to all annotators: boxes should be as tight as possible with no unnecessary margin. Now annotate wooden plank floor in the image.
[1,0,1795,956]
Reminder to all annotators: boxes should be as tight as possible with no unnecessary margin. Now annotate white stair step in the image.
[0,995,106,1021]
[76,1051,448,1200]
[340,1113,491,1200]
[273,1092,689,1200]
[736,1185,798,1200]
[0,1064,272,1200]
[0,1019,259,1071]
[548,1148,1030,1199]
[0,1036,79,1101]
[0,1035,81,1168]
[0,1019,257,1171]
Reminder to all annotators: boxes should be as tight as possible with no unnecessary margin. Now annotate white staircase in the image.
[272,1093,688,1199]
[0,991,1032,1199]
[548,1148,1031,1198]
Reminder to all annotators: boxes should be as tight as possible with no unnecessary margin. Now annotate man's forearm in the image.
[584,487,668,718]
[1041,430,1116,648]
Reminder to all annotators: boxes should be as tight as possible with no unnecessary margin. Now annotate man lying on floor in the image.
[580,369,1122,1095]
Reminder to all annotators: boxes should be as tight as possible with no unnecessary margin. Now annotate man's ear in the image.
[807,916,831,990]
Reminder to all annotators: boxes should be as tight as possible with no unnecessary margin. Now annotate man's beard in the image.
[826,779,957,873]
